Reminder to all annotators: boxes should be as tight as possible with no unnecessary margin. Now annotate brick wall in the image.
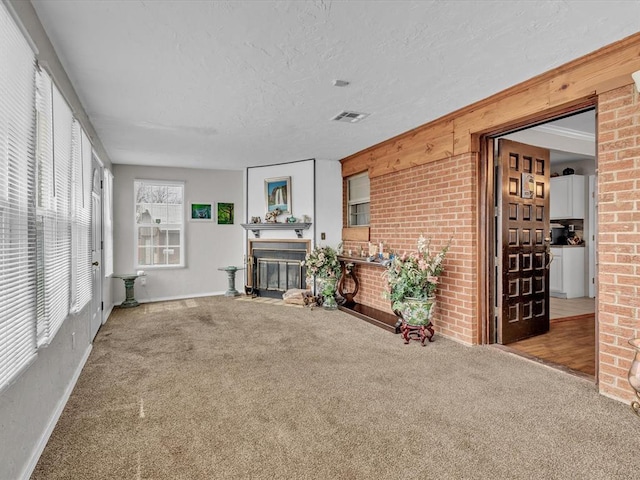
[597,84,640,401]
[343,154,479,345]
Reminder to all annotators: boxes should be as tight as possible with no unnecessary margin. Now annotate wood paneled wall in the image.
[342,32,640,178]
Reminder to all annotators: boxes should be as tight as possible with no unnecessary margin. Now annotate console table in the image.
[336,256,402,334]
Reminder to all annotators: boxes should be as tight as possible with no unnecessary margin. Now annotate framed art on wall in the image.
[190,202,213,221]
[265,176,291,213]
[217,202,234,224]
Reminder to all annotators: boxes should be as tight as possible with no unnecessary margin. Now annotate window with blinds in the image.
[70,122,92,312]
[1,2,100,390]
[0,1,38,389]
[347,172,370,226]
[103,168,114,277]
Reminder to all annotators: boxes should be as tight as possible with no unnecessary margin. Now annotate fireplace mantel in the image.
[240,222,312,239]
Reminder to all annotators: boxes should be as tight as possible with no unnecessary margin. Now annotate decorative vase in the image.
[399,296,436,326]
[317,276,338,311]
[627,338,640,416]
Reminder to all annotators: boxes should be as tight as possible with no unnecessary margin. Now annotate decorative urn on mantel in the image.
[383,235,451,345]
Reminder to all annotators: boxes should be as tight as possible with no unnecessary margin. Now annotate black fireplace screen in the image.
[248,241,309,297]
[257,258,303,292]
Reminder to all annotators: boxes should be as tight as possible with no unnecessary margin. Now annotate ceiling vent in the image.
[331,111,370,123]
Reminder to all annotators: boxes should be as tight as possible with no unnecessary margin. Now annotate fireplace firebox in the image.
[247,240,310,298]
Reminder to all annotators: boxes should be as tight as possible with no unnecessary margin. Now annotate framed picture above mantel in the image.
[265,176,291,214]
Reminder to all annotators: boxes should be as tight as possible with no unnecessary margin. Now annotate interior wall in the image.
[246,160,317,242]
[314,160,343,248]
[595,84,640,402]
[0,3,115,479]
[342,154,479,345]
[112,165,244,303]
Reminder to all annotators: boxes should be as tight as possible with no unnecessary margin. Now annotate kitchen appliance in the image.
[551,223,568,245]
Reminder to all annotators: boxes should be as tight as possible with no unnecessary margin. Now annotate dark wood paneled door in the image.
[498,139,551,344]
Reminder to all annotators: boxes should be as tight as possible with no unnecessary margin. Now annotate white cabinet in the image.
[550,175,585,219]
[549,247,585,299]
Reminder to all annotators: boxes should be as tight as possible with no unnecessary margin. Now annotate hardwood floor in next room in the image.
[508,297,596,377]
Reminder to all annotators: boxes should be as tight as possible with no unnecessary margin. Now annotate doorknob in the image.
[92,261,99,266]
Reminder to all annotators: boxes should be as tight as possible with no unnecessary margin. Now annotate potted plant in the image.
[383,235,451,326]
[302,245,342,310]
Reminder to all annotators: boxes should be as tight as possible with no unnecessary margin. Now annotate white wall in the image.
[1,3,115,479]
[314,160,343,248]
[247,159,317,241]
[113,165,244,303]
[245,158,342,249]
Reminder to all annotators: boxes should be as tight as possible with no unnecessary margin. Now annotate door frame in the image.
[476,99,597,349]
[90,153,104,339]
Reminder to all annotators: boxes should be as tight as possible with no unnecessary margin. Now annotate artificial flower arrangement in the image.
[383,235,451,312]
[302,245,342,280]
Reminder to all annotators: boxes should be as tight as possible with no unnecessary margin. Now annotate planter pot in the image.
[317,276,338,311]
[399,296,436,326]
[628,338,640,416]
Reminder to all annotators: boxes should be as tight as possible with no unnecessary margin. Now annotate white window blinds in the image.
[71,126,92,311]
[0,2,38,389]
[42,84,73,340]
[103,168,114,277]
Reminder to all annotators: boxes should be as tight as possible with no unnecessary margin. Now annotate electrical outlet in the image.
[321,232,326,240]
[140,276,147,286]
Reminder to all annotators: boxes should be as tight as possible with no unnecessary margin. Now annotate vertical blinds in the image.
[0,2,38,389]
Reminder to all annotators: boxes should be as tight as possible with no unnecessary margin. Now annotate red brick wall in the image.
[597,84,640,401]
[343,154,478,345]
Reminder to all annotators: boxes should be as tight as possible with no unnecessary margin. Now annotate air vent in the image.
[331,111,370,123]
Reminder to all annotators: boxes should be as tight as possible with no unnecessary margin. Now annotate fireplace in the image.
[247,240,310,298]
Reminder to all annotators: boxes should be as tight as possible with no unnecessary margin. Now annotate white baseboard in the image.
[137,291,225,304]
[20,344,93,480]
[103,303,114,324]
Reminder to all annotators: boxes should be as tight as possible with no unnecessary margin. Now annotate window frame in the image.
[347,172,370,227]
[133,179,185,269]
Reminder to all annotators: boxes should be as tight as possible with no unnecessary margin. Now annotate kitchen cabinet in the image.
[550,175,585,220]
[549,246,585,299]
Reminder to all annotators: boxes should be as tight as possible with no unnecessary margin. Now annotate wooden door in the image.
[498,139,551,344]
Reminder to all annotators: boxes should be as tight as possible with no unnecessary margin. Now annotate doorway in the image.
[487,109,597,378]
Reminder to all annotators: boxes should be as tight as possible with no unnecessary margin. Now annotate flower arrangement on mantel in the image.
[383,235,452,312]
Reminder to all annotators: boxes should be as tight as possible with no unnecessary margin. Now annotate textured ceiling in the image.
[31,0,640,170]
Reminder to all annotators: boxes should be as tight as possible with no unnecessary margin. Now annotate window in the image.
[70,122,92,313]
[103,168,114,277]
[0,1,38,389]
[134,180,184,268]
[347,172,370,226]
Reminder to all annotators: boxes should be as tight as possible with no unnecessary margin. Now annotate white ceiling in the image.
[31,0,639,171]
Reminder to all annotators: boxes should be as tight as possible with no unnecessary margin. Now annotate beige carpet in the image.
[32,296,640,479]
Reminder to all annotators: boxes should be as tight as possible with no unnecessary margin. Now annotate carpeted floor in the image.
[32,296,640,479]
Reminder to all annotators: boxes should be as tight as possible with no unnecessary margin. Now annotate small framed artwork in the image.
[190,202,213,221]
[265,176,291,213]
[217,202,234,225]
